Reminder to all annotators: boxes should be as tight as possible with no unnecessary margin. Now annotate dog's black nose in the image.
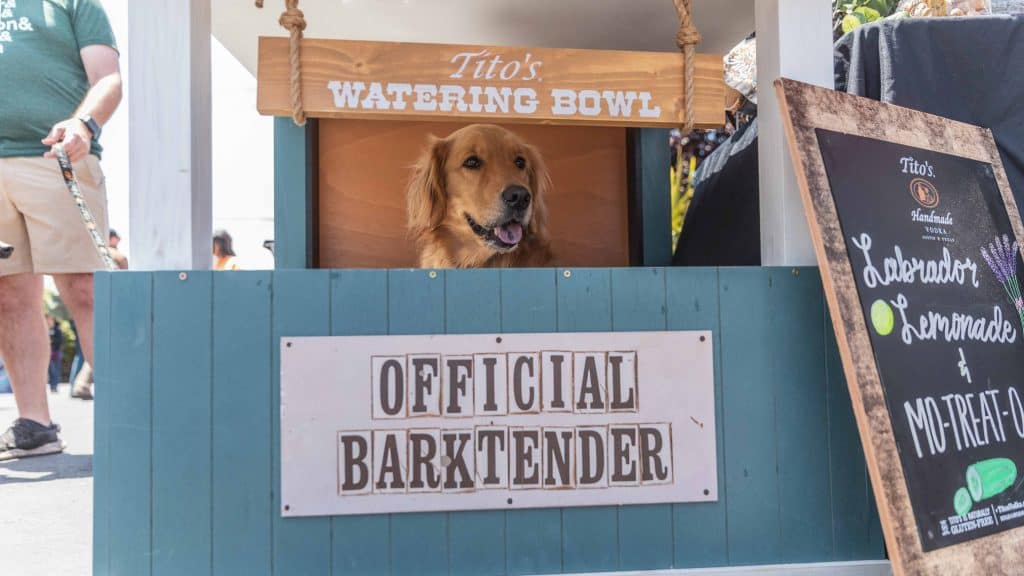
[502,186,531,209]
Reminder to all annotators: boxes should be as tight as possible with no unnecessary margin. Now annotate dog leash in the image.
[54,144,117,271]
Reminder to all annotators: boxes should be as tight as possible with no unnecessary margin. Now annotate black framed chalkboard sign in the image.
[776,79,1024,575]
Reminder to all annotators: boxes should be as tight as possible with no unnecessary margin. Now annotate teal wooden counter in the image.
[92,266,884,575]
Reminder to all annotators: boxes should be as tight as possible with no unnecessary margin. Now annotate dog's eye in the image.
[514,156,526,170]
[462,156,482,169]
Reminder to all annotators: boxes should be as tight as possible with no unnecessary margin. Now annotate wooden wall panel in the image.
[95,267,888,575]
[318,120,630,268]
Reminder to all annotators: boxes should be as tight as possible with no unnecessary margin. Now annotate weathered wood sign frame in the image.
[775,78,1024,574]
[258,37,724,127]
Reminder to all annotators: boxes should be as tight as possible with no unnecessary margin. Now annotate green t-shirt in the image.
[0,0,117,158]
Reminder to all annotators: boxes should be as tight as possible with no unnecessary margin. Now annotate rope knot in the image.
[675,25,702,50]
[279,7,307,32]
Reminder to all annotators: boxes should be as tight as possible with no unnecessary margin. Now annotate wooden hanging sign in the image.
[257,37,724,128]
[777,78,1024,575]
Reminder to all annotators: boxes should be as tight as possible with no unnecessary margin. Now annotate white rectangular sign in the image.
[280,331,717,517]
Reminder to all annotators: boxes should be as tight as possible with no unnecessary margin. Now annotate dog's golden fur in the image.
[406,124,553,268]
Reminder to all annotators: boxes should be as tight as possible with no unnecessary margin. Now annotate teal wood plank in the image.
[773,269,833,562]
[500,268,556,334]
[388,269,448,574]
[505,509,560,576]
[331,269,388,336]
[445,269,505,576]
[445,269,501,335]
[274,117,317,269]
[330,270,390,576]
[666,268,728,567]
[561,507,617,572]
[273,271,332,575]
[618,505,673,571]
[825,307,872,560]
[152,272,213,576]
[391,513,449,576]
[92,272,111,576]
[611,268,673,571]
[627,128,673,266]
[500,269,562,576]
[107,273,153,576]
[719,268,781,565]
[556,268,612,333]
[212,272,273,576]
[448,510,506,576]
[557,267,618,572]
[388,269,445,334]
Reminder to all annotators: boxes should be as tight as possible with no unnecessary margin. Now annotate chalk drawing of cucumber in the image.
[952,459,1018,516]
[954,486,973,516]
[968,458,1017,502]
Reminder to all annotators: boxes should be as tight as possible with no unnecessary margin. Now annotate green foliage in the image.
[43,288,71,322]
[670,152,694,251]
[833,0,898,39]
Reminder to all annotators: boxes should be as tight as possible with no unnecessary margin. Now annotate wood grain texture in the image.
[212,273,273,576]
[330,270,391,576]
[258,37,723,128]
[152,272,213,576]
[92,272,111,576]
[106,273,153,576]
[97,267,886,574]
[272,271,333,575]
[776,78,1024,575]
[318,120,630,268]
[666,267,728,567]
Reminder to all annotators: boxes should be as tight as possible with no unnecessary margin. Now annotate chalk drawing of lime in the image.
[870,300,894,336]
[967,458,1017,502]
[954,486,973,516]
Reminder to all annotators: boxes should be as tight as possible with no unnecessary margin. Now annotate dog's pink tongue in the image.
[496,222,523,245]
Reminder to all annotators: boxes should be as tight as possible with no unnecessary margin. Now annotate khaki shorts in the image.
[0,155,109,276]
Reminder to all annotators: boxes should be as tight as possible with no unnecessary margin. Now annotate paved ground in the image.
[1,385,93,576]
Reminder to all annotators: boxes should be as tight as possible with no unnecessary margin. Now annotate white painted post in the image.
[128,0,212,270]
[756,0,834,267]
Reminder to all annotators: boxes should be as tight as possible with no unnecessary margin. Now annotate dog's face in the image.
[407,124,549,262]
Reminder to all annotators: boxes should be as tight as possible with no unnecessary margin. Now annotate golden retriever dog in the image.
[406,124,553,268]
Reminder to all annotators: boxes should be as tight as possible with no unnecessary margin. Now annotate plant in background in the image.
[980,234,1024,330]
[833,0,899,39]
[670,152,695,250]
[43,287,78,381]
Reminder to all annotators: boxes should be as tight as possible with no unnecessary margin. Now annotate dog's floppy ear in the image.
[406,135,449,238]
[524,143,551,238]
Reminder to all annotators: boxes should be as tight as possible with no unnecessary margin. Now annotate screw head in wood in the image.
[178,272,188,281]
[429,271,438,279]
[563,270,572,278]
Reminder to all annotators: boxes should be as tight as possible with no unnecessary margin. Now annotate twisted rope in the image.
[672,0,701,133]
[256,0,308,126]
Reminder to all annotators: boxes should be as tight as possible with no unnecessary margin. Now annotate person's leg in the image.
[0,273,51,425]
[48,356,59,392]
[54,274,95,366]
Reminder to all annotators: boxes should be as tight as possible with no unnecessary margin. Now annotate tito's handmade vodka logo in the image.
[902,156,954,238]
[902,156,940,209]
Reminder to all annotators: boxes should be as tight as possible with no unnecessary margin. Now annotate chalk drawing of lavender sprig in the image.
[980,234,1024,330]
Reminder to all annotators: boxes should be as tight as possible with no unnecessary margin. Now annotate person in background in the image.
[107,228,128,270]
[0,0,122,460]
[213,229,241,271]
[46,315,63,393]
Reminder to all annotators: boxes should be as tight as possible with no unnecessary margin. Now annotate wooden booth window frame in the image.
[258,1,720,270]
[273,118,674,270]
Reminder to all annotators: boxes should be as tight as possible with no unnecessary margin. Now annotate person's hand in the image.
[42,118,93,162]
